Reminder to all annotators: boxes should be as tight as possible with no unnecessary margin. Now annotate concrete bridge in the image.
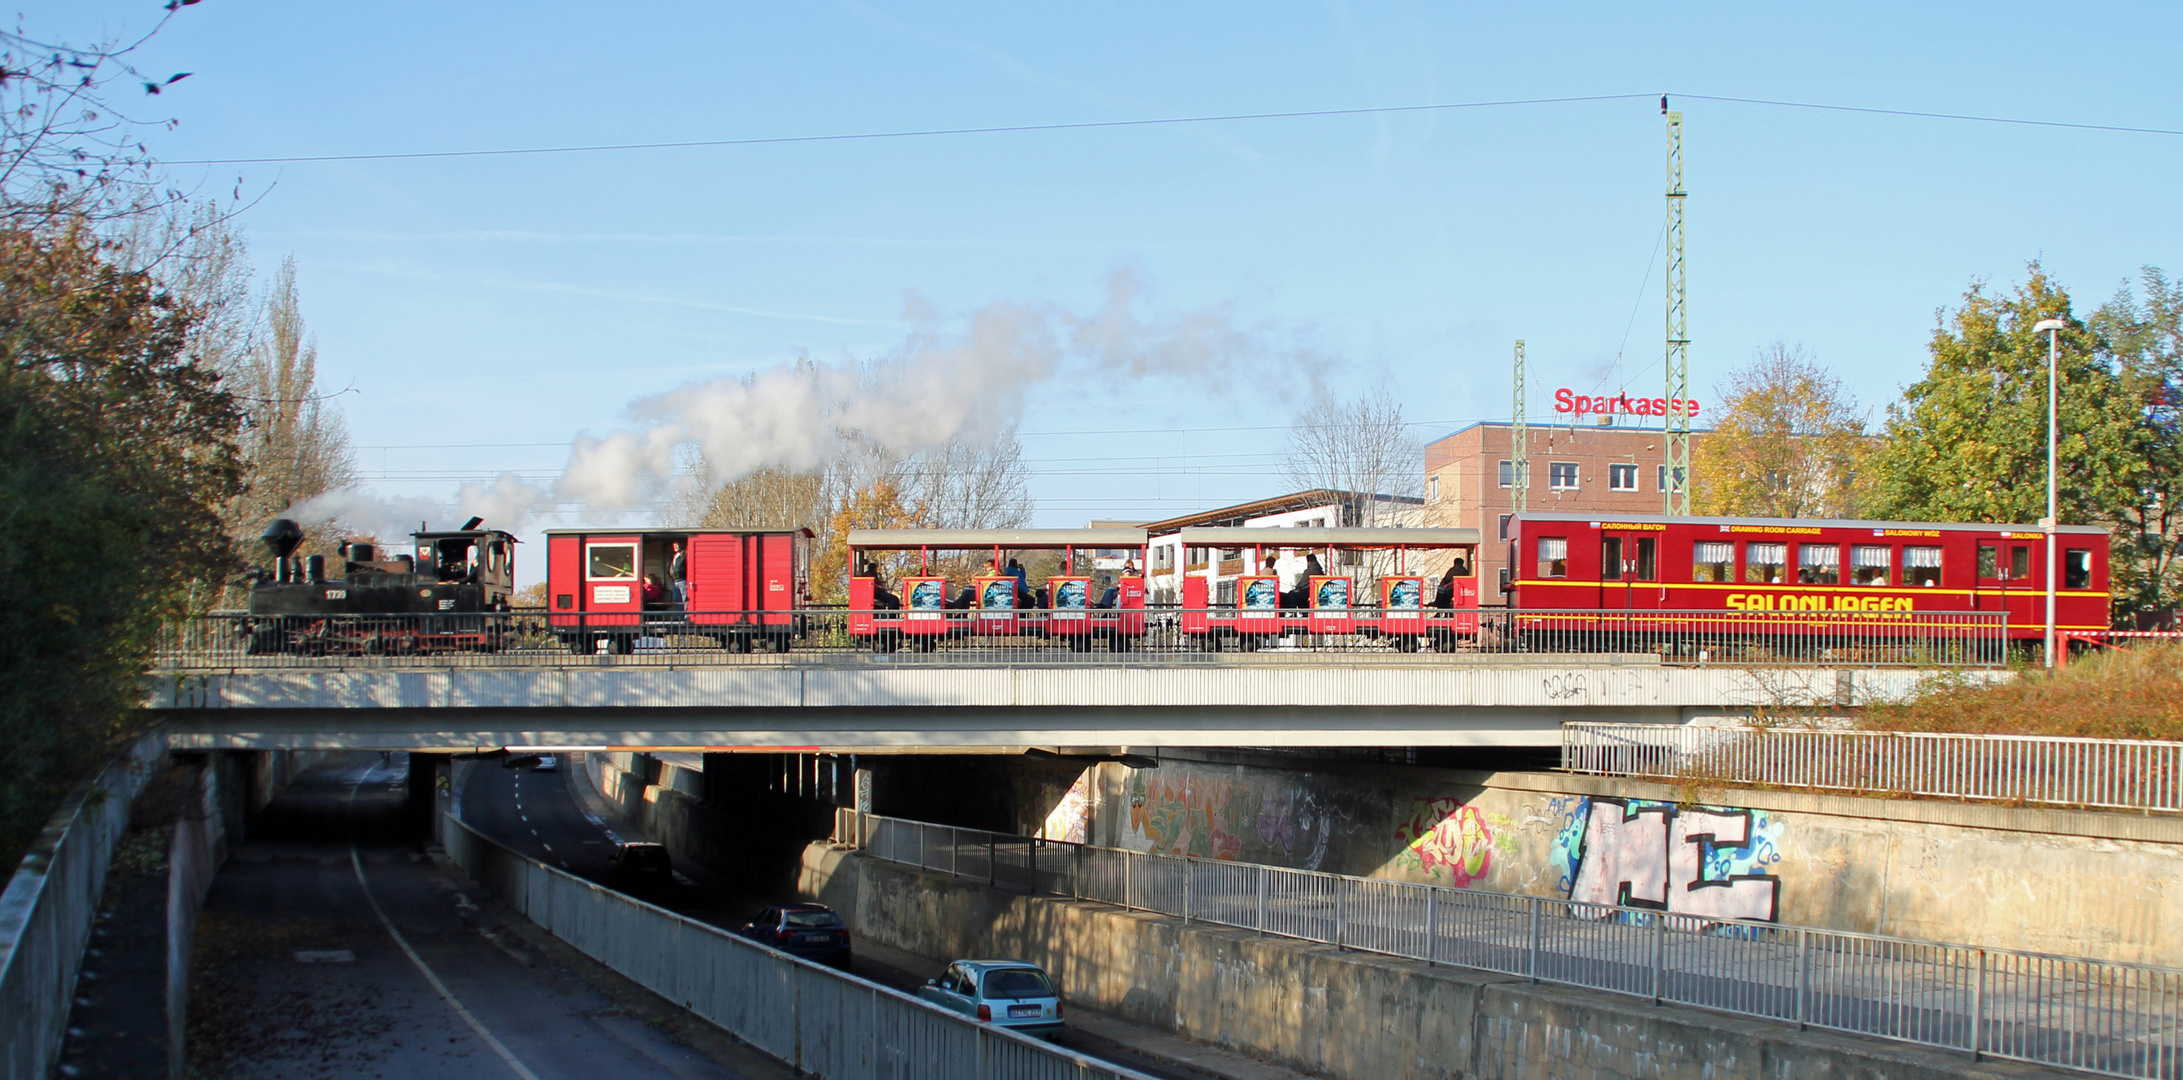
[148,656,1971,751]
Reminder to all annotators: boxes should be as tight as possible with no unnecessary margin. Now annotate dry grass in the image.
[1862,642,2183,742]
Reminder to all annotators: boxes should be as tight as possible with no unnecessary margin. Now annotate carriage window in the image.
[2065,548,2092,590]
[1745,542,1786,584]
[1905,546,1943,587]
[1693,541,1733,582]
[2011,545,2031,580]
[1798,544,1840,585]
[1631,537,1656,580]
[1153,545,1174,571]
[1977,544,1998,580]
[586,543,638,580]
[1538,537,1568,579]
[1602,536,1623,581]
[1850,546,1890,586]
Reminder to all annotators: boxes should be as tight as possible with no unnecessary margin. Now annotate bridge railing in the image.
[1562,722,2183,814]
[153,607,2010,669]
[843,809,2183,1079]
[441,812,1160,1080]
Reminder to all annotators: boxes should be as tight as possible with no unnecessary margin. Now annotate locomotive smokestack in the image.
[262,519,305,560]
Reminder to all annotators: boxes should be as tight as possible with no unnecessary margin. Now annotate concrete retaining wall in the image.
[1060,749,2183,965]
[796,846,2064,1080]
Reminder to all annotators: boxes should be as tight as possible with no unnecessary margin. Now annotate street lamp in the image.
[2033,317,2067,668]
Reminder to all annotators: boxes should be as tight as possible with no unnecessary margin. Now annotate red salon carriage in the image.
[1169,527,1483,651]
[1504,512,2111,654]
[847,528,1149,652]
[545,527,812,653]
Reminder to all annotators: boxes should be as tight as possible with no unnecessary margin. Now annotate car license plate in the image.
[1008,1004,1040,1018]
[805,934,833,944]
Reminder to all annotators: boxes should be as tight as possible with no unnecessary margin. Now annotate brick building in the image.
[1422,421,1710,602]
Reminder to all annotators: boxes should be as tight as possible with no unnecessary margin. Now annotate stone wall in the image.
[1067,749,2182,965]
[796,846,2065,1080]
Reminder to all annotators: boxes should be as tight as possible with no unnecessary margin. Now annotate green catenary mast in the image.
[1662,99,1691,514]
[1510,338,1528,513]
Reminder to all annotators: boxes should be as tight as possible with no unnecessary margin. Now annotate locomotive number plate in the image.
[323,589,347,600]
[438,600,456,611]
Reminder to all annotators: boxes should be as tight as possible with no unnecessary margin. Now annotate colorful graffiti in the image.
[1128,769,1245,859]
[1393,799,1514,886]
[1254,786,1338,870]
[1553,797,1785,922]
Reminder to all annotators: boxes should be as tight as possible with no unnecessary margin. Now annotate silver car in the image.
[917,959,1062,1039]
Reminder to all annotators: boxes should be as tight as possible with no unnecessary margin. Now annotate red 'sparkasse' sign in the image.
[1554,388,1701,418]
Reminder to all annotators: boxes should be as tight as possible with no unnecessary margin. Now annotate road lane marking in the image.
[347,763,541,1080]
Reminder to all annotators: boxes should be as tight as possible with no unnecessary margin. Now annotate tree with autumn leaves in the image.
[1870,264,2181,624]
[1691,343,1871,520]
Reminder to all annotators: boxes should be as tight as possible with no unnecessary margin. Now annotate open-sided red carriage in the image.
[1170,527,1482,651]
[847,528,1149,652]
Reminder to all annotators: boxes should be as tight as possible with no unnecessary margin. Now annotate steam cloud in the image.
[291,270,1324,533]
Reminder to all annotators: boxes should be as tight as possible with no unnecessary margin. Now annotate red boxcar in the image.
[1170,527,1482,652]
[846,528,1149,652]
[1505,511,2111,649]
[546,527,811,653]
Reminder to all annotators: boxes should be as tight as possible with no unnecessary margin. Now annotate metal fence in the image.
[843,811,2183,1080]
[154,607,2009,670]
[1563,722,2183,814]
[441,813,1159,1080]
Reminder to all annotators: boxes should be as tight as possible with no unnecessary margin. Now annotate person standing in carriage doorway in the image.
[669,540,688,609]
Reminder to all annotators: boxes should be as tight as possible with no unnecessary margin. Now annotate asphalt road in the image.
[458,755,1312,1080]
[191,752,786,1080]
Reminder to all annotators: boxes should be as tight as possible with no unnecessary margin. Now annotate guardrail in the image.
[1562,722,2183,814]
[440,813,1159,1080]
[154,607,2009,670]
[837,810,2182,1080]
[0,729,168,1080]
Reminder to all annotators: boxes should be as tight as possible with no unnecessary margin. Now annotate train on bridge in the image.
[237,511,2110,658]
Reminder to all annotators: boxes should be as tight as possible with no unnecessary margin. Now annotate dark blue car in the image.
[736,903,852,968]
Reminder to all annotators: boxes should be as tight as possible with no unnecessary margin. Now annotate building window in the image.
[1498,514,1512,541]
[1152,545,1175,571]
[1850,545,1890,586]
[1609,463,1638,491]
[1745,542,1786,584]
[1904,546,1942,587]
[1498,460,1514,488]
[1548,462,1579,491]
[1537,537,1568,578]
[1693,541,1733,582]
[1656,464,1687,493]
[1798,544,1840,585]
[1428,475,1441,502]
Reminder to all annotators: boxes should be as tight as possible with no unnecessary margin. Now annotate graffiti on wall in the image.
[1393,798,1516,887]
[1549,796,1785,922]
[1129,770,1245,860]
[1124,765,1353,867]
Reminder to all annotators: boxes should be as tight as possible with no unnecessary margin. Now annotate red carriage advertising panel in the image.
[1308,576,1353,633]
[843,528,1150,650]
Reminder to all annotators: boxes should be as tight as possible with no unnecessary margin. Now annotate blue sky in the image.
[33,2,2183,571]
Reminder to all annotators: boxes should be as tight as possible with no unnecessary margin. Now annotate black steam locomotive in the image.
[245,516,518,655]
